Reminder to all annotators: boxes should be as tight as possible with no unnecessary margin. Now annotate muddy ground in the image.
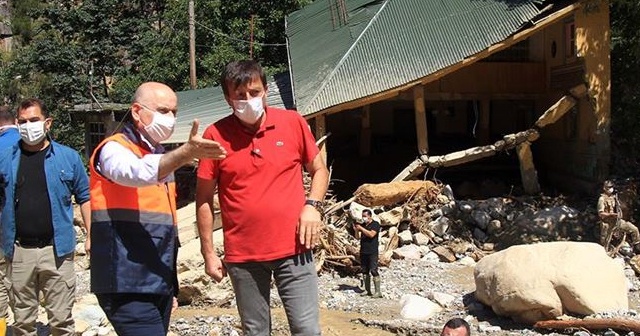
[170,258,640,336]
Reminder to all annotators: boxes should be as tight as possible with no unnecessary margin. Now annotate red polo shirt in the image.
[197,107,320,262]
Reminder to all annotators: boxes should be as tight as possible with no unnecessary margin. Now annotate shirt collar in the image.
[0,125,17,135]
[122,123,166,154]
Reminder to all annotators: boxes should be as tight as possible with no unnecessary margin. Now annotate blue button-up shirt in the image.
[0,139,90,257]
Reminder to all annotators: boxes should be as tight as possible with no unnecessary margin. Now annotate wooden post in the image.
[413,86,428,154]
[516,141,541,194]
[315,114,327,165]
[188,0,197,89]
[360,105,371,157]
[478,98,491,145]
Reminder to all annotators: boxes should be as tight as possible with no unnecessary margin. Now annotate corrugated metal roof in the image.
[286,0,548,116]
[164,72,294,144]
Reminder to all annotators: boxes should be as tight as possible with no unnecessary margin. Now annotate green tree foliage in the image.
[0,0,311,152]
[610,0,640,174]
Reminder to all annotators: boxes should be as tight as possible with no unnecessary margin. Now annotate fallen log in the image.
[534,318,640,333]
[354,180,437,207]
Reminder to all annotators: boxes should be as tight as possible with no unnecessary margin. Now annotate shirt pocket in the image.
[59,170,74,206]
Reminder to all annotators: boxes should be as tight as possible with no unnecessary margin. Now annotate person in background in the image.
[196,60,329,336]
[90,82,226,335]
[0,105,18,336]
[0,98,91,336]
[598,180,640,253]
[0,106,20,148]
[441,317,471,336]
[354,208,382,298]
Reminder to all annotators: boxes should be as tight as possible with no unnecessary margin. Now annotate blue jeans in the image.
[96,293,173,336]
[226,251,321,336]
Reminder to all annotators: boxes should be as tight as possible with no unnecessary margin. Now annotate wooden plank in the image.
[359,105,371,156]
[534,95,577,128]
[177,202,222,245]
[423,92,543,101]
[425,145,497,168]
[413,86,428,154]
[516,142,541,194]
[535,318,640,334]
[392,158,426,181]
[315,114,328,165]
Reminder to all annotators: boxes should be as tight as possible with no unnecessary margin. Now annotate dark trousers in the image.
[96,293,173,336]
[360,253,379,276]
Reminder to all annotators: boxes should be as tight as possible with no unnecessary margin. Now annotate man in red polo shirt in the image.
[196,60,329,336]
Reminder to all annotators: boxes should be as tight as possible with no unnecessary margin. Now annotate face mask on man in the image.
[233,96,265,124]
[143,111,176,143]
[608,187,614,194]
[19,121,47,146]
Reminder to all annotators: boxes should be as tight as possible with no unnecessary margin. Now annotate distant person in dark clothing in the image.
[441,317,471,336]
[354,209,382,298]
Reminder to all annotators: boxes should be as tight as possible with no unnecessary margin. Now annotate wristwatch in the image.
[304,199,324,214]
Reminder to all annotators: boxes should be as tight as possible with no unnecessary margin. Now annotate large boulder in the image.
[474,241,628,323]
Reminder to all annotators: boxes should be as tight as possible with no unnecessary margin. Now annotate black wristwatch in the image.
[304,199,324,215]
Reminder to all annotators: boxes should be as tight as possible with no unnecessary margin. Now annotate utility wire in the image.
[195,21,286,47]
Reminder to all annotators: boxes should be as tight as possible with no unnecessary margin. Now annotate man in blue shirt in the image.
[0,98,90,336]
[0,106,20,148]
[0,105,19,335]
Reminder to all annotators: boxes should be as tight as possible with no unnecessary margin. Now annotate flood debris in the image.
[313,177,602,276]
[393,84,588,195]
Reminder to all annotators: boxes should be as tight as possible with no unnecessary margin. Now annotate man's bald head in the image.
[130,82,178,136]
[133,82,177,107]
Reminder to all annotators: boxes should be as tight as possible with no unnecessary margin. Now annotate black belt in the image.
[15,237,53,248]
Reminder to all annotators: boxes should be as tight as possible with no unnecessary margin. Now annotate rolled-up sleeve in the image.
[73,153,90,204]
[98,141,168,187]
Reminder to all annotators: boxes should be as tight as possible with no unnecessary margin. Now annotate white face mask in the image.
[607,187,614,194]
[233,96,265,125]
[143,111,175,143]
[19,121,47,146]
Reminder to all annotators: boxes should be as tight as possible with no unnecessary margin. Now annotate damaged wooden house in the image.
[285,0,610,198]
[73,0,611,199]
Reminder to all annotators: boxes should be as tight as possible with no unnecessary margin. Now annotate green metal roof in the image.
[286,0,550,116]
[165,72,294,144]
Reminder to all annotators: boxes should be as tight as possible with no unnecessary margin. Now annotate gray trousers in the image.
[226,251,321,336]
[5,245,75,336]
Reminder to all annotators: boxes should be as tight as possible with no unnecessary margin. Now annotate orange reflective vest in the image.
[89,130,178,295]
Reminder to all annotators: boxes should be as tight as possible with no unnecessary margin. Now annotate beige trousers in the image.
[600,219,640,246]
[5,245,75,336]
[0,256,9,318]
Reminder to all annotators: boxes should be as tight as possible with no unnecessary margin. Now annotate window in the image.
[89,122,106,154]
[565,21,576,60]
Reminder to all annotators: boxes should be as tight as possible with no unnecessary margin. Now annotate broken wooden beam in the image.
[516,141,541,194]
[534,318,640,334]
[535,84,586,129]
[423,145,497,168]
[353,180,437,207]
[392,158,427,182]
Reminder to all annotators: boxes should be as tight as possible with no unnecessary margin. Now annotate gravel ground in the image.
[163,257,640,336]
